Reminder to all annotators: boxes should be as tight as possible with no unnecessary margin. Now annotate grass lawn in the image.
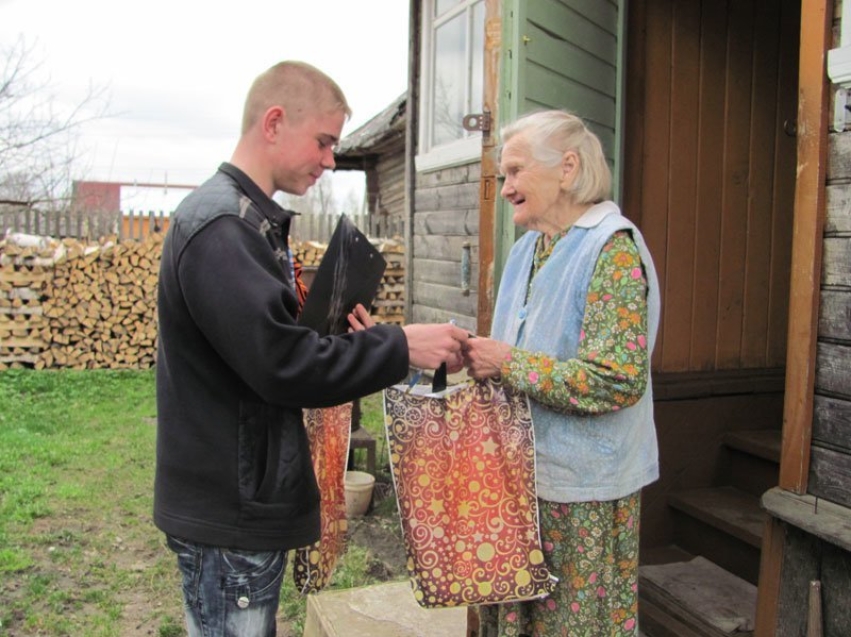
[0,369,400,637]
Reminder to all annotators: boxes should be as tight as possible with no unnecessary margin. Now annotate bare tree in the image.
[0,35,110,212]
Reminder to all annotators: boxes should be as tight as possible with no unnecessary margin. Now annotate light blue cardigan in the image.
[491,202,661,502]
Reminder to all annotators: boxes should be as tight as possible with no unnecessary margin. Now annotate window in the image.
[417,0,485,172]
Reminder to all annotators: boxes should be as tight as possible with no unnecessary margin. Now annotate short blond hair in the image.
[501,110,611,204]
[241,61,352,134]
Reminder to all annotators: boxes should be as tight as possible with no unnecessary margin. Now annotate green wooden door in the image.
[495,0,625,280]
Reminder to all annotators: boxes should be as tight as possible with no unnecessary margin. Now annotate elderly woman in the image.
[464,110,661,636]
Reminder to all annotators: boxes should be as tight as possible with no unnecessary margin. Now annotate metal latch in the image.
[462,112,491,133]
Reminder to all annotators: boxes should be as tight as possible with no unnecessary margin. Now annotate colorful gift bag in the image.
[383,378,557,608]
[293,402,352,594]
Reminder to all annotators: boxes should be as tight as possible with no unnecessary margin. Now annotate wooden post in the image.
[807,580,823,637]
[477,0,502,337]
[779,0,830,494]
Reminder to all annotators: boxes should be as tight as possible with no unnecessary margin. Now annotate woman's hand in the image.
[347,303,375,332]
[463,337,512,379]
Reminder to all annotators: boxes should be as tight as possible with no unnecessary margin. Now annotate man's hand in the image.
[347,303,375,332]
[403,323,469,372]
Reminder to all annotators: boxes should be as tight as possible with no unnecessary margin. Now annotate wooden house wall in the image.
[411,163,480,334]
[809,132,851,509]
[375,148,406,221]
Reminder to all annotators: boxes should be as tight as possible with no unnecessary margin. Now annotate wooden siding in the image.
[495,0,621,289]
[624,0,799,373]
[809,131,851,509]
[411,163,481,333]
[504,0,619,156]
[375,148,406,222]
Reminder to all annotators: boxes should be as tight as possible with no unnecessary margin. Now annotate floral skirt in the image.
[479,492,641,637]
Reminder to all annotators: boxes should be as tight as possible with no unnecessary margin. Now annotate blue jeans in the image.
[166,535,287,637]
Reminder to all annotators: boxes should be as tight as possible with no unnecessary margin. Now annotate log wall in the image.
[411,162,481,333]
[810,133,851,507]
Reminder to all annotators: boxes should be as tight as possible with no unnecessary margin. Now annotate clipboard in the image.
[298,215,387,336]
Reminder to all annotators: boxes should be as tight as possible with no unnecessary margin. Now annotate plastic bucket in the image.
[344,470,376,517]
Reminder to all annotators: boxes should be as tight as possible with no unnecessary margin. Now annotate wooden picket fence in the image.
[1,208,404,244]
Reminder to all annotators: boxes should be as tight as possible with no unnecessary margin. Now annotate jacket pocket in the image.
[237,401,315,507]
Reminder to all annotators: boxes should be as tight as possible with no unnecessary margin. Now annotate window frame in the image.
[416,0,484,173]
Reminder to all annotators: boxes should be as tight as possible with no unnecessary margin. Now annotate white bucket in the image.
[344,470,376,517]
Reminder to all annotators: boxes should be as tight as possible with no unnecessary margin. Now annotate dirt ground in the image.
[2,479,408,637]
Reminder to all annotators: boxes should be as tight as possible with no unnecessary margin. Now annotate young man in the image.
[154,61,467,636]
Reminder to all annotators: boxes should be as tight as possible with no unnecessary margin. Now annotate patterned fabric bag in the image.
[383,378,557,608]
[293,402,352,594]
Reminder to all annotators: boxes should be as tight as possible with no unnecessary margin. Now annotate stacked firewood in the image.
[0,232,162,370]
[370,239,405,326]
[0,234,54,368]
[0,231,404,371]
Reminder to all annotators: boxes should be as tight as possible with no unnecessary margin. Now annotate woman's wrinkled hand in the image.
[462,337,512,379]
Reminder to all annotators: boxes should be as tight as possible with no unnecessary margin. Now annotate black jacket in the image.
[154,163,409,550]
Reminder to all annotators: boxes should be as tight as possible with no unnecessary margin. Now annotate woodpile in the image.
[370,239,405,327]
[1,231,405,370]
[0,232,162,370]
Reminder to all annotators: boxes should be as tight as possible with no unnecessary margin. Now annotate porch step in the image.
[724,429,782,497]
[668,486,765,583]
[723,429,781,463]
[639,555,756,637]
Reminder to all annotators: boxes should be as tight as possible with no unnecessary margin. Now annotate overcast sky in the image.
[1,0,410,211]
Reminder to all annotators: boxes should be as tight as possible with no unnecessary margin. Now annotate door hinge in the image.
[462,112,492,133]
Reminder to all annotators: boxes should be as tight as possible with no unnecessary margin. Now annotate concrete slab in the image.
[302,580,467,637]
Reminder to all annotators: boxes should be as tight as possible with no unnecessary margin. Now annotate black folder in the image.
[298,215,387,336]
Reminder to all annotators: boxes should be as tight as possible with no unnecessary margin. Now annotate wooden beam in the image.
[779,0,830,494]
[754,514,785,637]
[404,0,421,325]
[477,0,502,336]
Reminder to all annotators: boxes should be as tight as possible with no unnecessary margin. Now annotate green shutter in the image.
[494,0,624,286]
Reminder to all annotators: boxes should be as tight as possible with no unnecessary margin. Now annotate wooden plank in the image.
[640,0,672,368]
[825,183,851,235]
[411,281,478,318]
[715,0,755,368]
[822,237,851,286]
[766,0,799,366]
[477,0,500,336]
[818,289,851,340]
[741,0,781,367]
[827,128,851,181]
[640,556,756,636]
[815,341,851,399]
[668,486,765,548]
[753,515,784,637]
[808,449,851,523]
[413,182,480,211]
[779,0,830,494]
[813,395,851,454]
[414,257,479,290]
[523,64,617,126]
[523,21,617,94]
[689,0,726,369]
[661,0,701,371]
[412,209,479,235]
[622,0,647,229]
[762,487,851,554]
[412,235,477,262]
